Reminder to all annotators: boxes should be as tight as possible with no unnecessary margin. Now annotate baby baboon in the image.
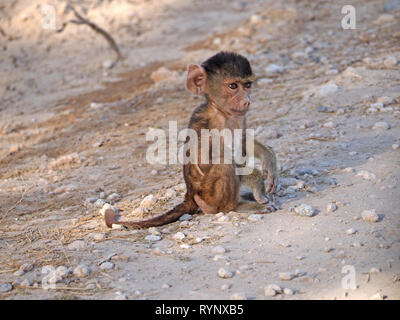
[105,51,278,229]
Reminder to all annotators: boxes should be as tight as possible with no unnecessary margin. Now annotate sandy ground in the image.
[0,0,399,300]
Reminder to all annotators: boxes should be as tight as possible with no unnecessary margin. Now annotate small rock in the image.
[356,170,376,180]
[164,188,177,199]
[102,60,115,69]
[373,122,391,130]
[145,235,162,242]
[179,213,193,221]
[172,232,186,241]
[316,105,329,112]
[279,272,294,281]
[293,204,315,217]
[161,283,171,289]
[248,214,264,221]
[218,268,233,279]
[140,195,158,209]
[323,121,336,129]
[370,292,386,300]
[369,267,381,274]
[0,283,13,292]
[326,203,338,213]
[265,64,285,75]
[343,167,355,173]
[20,279,32,288]
[283,288,294,295]
[68,240,85,250]
[107,193,120,202]
[132,206,148,216]
[14,269,25,277]
[99,203,119,216]
[73,265,91,278]
[220,284,231,291]
[194,237,204,244]
[94,199,106,208]
[361,210,379,222]
[264,284,282,297]
[392,144,399,150]
[217,215,231,222]
[180,244,192,249]
[213,255,229,262]
[264,286,277,297]
[346,228,357,235]
[377,96,395,106]
[85,197,97,204]
[374,14,395,25]
[230,292,247,300]
[55,266,71,279]
[148,227,161,236]
[100,262,115,270]
[212,246,227,254]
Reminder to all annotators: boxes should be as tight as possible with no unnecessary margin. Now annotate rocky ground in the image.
[0,0,399,300]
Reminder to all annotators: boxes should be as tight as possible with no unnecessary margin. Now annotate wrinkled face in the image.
[207,75,253,116]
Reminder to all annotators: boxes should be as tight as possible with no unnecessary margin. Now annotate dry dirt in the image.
[0,0,399,300]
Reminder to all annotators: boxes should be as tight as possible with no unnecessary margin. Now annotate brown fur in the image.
[105,52,278,229]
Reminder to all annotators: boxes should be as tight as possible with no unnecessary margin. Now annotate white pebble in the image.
[140,195,158,209]
[293,204,315,217]
[356,170,376,180]
[369,267,381,274]
[172,232,186,241]
[212,246,227,254]
[100,262,115,270]
[148,227,161,236]
[265,64,285,75]
[55,266,71,279]
[180,244,192,249]
[230,292,247,300]
[326,203,338,213]
[68,240,85,250]
[361,210,379,223]
[345,228,357,235]
[279,272,294,281]
[373,122,391,130]
[145,235,162,242]
[248,214,264,221]
[179,214,193,221]
[99,203,118,216]
[218,268,233,279]
[370,293,386,300]
[392,144,399,150]
[73,265,91,278]
[283,288,294,295]
[165,188,177,198]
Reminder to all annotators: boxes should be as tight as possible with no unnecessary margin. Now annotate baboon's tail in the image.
[104,199,198,229]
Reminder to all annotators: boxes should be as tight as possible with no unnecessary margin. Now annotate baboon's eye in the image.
[244,82,252,89]
[228,83,238,89]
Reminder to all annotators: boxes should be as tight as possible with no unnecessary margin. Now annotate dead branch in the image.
[56,5,122,61]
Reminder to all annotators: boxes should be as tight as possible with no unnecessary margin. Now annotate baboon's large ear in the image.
[186,64,207,95]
